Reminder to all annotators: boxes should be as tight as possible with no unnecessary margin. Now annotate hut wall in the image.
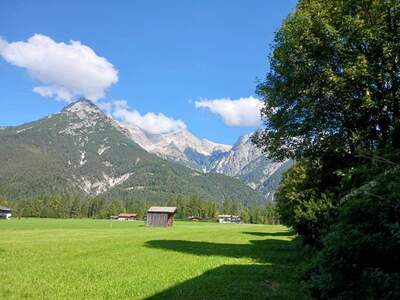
[167,213,174,227]
[147,212,168,227]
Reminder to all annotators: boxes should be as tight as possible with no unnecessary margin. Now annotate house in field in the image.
[146,206,177,227]
[117,213,137,221]
[188,216,202,221]
[0,206,12,219]
[218,214,241,224]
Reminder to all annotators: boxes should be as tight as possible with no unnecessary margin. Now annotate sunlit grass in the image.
[0,218,307,299]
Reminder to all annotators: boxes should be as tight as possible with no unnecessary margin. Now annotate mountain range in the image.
[122,116,291,200]
[0,99,290,203]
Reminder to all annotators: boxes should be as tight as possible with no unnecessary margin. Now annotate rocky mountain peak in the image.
[56,99,119,139]
[62,98,104,119]
[232,132,253,149]
[156,128,231,155]
[120,123,232,167]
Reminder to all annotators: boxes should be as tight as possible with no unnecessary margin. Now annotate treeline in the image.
[0,196,279,224]
[254,0,400,299]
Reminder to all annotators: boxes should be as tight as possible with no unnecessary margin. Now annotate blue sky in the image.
[0,0,297,144]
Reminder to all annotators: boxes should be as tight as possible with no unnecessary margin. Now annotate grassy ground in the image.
[0,218,308,299]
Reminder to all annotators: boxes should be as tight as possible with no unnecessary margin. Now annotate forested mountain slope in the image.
[0,100,263,203]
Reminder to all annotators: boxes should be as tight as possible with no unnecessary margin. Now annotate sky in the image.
[0,0,297,144]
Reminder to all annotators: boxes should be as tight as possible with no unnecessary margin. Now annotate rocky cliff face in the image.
[208,134,292,200]
[122,123,231,171]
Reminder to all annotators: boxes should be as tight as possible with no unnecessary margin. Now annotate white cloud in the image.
[0,34,118,102]
[0,38,7,51]
[109,100,186,134]
[195,96,263,126]
[97,101,113,115]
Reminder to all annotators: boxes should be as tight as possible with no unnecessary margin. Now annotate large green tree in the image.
[254,0,400,161]
[254,1,400,297]
[254,0,400,243]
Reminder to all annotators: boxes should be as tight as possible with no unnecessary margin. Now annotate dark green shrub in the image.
[308,167,400,299]
[276,160,335,246]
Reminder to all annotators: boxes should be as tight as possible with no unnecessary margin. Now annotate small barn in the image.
[117,213,137,221]
[146,206,177,227]
[0,206,12,220]
[218,214,241,224]
[188,216,202,221]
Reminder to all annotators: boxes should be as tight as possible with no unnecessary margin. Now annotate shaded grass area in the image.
[0,219,308,299]
[242,231,295,237]
[146,238,303,300]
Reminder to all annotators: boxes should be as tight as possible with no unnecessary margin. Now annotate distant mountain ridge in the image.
[208,134,292,200]
[0,99,263,203]
[122,123,231,171]
[122,119,291,200]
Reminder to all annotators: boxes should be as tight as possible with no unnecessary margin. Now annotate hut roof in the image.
[118,213,137,217]
[147,206,177,213]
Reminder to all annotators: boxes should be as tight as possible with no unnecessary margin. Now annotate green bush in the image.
[276,160,335,246]
[308,167,400,299]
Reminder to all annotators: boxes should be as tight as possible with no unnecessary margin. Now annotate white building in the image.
[0,206,12,219]
[218,214,241,224]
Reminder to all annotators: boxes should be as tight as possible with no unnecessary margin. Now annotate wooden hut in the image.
[117,213,137,221]
[146,206,177,227]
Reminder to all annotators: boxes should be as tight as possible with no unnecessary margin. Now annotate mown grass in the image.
[0,218,308,299]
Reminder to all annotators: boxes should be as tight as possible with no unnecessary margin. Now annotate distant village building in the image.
[218,214,241,224]
[116,213,137,221]
[147,207,177,227]
[188,216,202,221]
[0,206,12,220]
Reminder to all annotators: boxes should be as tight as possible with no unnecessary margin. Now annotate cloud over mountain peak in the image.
[107,99,187,135]
[195,96,263,127]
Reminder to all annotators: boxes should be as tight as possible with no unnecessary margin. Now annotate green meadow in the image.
[0,219,308,299]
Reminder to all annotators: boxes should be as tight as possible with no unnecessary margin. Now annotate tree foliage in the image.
[254,0,400,298]
[309,167,400,300]
[276,160,334,246]
[254,0,400,161]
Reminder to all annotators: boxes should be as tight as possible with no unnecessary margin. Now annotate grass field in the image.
[0,218,308,299]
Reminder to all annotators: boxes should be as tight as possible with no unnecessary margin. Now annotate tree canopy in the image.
[254,0,400,298]
[254,0,400,161]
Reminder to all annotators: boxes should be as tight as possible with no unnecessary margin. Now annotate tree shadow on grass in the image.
[145,239,294,264]
[242,231,295,237]
[144,238,308,299]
